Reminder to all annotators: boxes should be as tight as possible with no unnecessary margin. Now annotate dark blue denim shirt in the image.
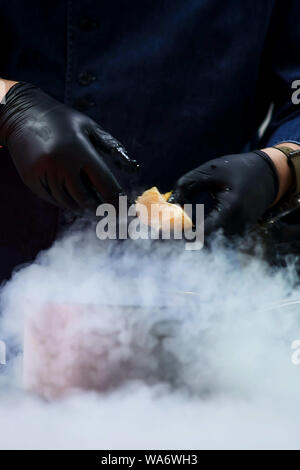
[0,0,300,279]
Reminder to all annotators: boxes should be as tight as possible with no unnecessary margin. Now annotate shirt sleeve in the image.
[260,0,300,147]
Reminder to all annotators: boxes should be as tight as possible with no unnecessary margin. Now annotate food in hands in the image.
[136,187,193,232]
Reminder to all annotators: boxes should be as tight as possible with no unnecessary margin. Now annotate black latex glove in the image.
[168,151,279,236]
[0,82,138,211]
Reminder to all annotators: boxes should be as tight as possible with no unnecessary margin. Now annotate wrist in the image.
[0,81,34,147]
[260,143,299,205]
[0,79,18,104]
[0,80,18,148]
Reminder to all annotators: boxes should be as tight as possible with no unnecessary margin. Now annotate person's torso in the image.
[0,0,283,281]
[0,0,279,190]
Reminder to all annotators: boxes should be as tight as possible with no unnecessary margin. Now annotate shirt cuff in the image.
[263,114,300,148]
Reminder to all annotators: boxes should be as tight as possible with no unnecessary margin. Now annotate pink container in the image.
[23,291,199,399]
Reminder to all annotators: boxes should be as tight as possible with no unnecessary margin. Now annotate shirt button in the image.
[79,17,98,32]
[78,72,97,86]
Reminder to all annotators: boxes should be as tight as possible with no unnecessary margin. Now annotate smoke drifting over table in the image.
[1,225,300,449]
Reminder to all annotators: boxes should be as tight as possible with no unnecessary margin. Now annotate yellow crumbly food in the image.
[135,187,193,232]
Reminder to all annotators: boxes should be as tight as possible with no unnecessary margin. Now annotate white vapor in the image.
[1,224,300,449]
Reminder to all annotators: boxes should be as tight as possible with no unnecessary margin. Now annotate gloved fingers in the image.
[39,168,100,212]
[44,173,80,211]
[83,166,122,207]
[90,125,139,173]
[81,140,124,206]
[27,174,61,208]
[202,191,239,237]
[66,172,100,212]
[168,168,222,205]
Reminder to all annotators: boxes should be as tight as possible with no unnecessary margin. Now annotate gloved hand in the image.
[168,151,279,236]
[0,82,138,211]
